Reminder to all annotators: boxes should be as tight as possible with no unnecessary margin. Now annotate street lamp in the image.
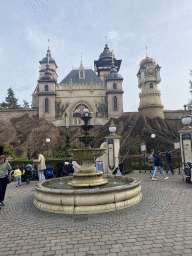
[151,134,156,152]
[181,116,191,127]
[46,138,50,157]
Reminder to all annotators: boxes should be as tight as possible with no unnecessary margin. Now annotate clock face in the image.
[147,68,154,75]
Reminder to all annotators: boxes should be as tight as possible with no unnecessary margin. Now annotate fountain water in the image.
[33,109,142,214]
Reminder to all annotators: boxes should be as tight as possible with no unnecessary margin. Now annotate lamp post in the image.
[141,141,146,173]
[151,133,156,152]
[178,116,192,182]
[105,120,121,174]
[46,138,50,157]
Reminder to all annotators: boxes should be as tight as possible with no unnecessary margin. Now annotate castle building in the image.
[137,54,164,119]
[32,44,124,127]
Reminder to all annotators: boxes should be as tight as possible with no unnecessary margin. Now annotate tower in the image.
[137,51,164,119]
[36,47,57,120]
[94,43,122,83]
[106,61,124,118]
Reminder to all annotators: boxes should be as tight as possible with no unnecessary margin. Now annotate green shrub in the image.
[3,144,17,158]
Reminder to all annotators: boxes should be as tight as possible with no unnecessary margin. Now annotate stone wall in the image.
[164,110,187,120]
[0,109,39,122]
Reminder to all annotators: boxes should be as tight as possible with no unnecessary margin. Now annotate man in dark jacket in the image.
[152,151,169,181]
[166,150,174,174]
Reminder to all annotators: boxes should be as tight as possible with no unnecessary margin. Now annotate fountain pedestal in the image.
[68,148,108,187]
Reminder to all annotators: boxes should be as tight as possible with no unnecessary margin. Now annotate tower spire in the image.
[47,39,50,65]
[105,36,107,45]
[146,46,148,58]
[111,49,114,64]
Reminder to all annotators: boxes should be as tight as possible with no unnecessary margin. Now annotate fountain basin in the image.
[33,175,142,214]
[69,148,105,160]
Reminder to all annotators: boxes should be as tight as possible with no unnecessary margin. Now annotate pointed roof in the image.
[39,48,57,67]
[106,62,123,80]
[99,43,115,60]
[60,69,103,84]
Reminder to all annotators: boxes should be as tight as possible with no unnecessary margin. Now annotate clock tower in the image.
[137,52,164,119]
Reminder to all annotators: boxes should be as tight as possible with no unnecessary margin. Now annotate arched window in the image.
[113,83,117,89]
[45,98,49,112]
[45,85,48,91]
[114,96,117,110]
[80,70,83,78]
[150,83,153,88]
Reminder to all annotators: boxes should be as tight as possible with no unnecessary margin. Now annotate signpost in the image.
[141,142,146,173]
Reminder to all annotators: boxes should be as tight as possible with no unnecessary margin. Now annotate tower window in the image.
[45,98,49,112]
[113,83,117,89]
[45,85,49,91]
[150,83,153,88]
[114,96,117,110]
[80,70,83,78]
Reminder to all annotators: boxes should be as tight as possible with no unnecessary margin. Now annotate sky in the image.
[0,0,192,112]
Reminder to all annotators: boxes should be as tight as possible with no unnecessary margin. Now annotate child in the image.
[14,165,22,187]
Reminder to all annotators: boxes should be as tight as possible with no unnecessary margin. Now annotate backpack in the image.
[148,154,154,163]
[46,169,54,176]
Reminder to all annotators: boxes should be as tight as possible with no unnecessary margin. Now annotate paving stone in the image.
[0,173,191,256]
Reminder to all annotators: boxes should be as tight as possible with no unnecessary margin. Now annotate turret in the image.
[94,43,122,83]
[137,50,164,119]
[106,61,124,118]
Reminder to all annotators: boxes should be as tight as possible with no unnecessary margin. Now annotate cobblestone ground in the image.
[0,172,192,256]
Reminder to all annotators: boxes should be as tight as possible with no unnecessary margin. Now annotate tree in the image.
[22,99,30,109]
[3,144,17,158]
[0,87,20,109]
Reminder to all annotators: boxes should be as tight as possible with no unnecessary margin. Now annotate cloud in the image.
[26,27,48,49]
[0,45,3,57]
[109,31,118,39]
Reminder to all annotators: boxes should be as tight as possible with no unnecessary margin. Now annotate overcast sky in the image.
[0,0,191,112]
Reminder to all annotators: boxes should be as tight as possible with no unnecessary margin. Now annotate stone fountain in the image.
[33,109,142,214]
[68,109,108,187]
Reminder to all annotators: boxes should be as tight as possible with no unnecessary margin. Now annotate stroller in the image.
[22,164,33,183]
[57,162,64,177]
[46,165,54,179]
[184,162,191,183]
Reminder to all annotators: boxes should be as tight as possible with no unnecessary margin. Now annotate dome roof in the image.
[106,62,123,80]
[140,56,156,67]
[38,64,56,82]
[40,48,55,63]
[99,44,115,60]
[39,75,56,82]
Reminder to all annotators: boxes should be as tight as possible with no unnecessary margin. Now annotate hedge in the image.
[9,158,72,177]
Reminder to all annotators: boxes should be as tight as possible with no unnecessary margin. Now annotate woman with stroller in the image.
[0,155,12,209]
[33,151,46,181]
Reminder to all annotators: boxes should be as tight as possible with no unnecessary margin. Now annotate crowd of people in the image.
[148,149,174,181]
[0,149,174,209]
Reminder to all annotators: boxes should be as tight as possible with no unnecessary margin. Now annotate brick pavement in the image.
[0,172,192,256]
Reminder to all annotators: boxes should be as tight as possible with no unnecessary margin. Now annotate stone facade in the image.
[32,44,124,127]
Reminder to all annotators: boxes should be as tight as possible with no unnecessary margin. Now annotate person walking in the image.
[166,150,174,174]
[152,151,169,181]
[0,155,12,209]
[14,165,22,187]
[148,149,155,177]
[33,151,46,181]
